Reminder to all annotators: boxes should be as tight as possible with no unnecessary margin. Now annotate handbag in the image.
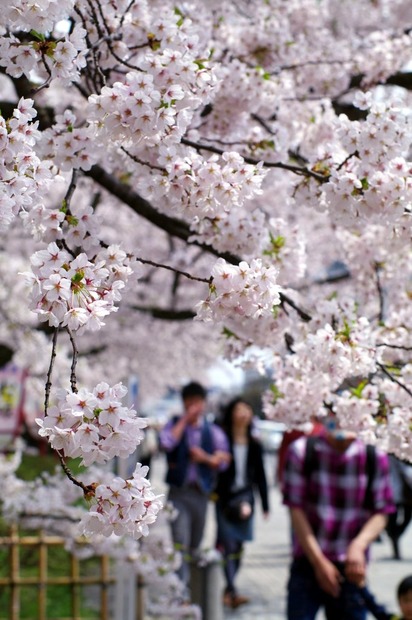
[223,487,254,523]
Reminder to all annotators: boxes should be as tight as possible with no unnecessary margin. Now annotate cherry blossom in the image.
[4,1,412,612]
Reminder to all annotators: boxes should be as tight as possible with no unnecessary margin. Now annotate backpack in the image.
[303,436,376,510]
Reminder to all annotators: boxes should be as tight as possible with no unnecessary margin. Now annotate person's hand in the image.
[214,450,232,465]
[189,447,231,467]
[263,511,270,520]
[189,446,208,463]
[313,556,342,597]
[184,403,202,425]
[345,541,366,585]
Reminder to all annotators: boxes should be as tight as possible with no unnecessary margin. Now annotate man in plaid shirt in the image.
[282,417,395,620]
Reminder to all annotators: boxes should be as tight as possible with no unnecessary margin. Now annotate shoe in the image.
[230,594,250,609]
[223,592,233,607]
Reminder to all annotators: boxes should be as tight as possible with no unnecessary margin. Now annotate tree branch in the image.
[374,262,385,324]
[279,292,312,322]
[181,138,327,182]
[84,165,240,264]
[44,327,59,416]
[130,306,196,320]
[377,362,412,399]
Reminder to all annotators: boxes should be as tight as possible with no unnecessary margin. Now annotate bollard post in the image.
[136,576,145,620]
[190,550,224,620]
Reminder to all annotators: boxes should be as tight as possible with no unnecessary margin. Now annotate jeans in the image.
[287,557,367,620]
[168,485,209,589]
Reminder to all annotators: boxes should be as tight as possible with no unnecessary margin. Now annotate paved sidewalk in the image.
[150,453,412,620]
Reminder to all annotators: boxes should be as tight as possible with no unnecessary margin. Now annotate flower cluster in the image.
[196,258,281,322]
[143,148,266,221]
[0,98,53,231]
[79,465,163,539]
[323,100,412,227]
[37,109,98,172]
[0,21,87,83]
[37,382,147,466]
[88,30,218,148]
[263,317,377,427]
[190,208,268,257]
[22,242,134,331]
[1,0,75,33]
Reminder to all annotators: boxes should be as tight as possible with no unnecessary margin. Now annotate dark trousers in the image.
[287,557,367,620]
[220,538,243,594]
[386,503,412,558]
[168,485,209,588]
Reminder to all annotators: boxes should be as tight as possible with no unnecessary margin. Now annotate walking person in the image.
[215,397,270,609]
[281,411,395,620]
[386,454,412,560]
[159,381,231,600]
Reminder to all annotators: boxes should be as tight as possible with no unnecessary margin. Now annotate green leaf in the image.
[349,379,368,398]
[66,215,79,226]
[71,271,84,284]
[30,29,46,42]
[263,232,285,258]
[271,305,280,319]
[335,319,352,344]
[194,59,207,70]
[222,326,239,340]
[360,177,369,191]
[173,6,185,28]
[269,383,284,404]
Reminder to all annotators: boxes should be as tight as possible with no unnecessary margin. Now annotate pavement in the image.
[149,452,412,620]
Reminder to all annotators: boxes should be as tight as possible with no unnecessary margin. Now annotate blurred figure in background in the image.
[276,416,324,487]
[138,420,159,469]
[215,397,269,610]
[386,454,412,560]
[159,381,231,599]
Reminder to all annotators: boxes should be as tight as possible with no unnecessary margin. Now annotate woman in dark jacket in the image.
[215,397,269,609]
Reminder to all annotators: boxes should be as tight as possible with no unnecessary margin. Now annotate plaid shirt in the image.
[282,435,395,562]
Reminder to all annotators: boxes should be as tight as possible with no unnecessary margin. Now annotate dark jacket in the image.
[165,418,215,493]
[215,437,269,513]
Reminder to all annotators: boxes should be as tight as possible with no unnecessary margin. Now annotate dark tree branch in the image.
[57,452,96,496]
[84,165,240,264]
[66,327,78,394]
[181,138,327,182]
[377,362,412,399]
[130,306,196,320]
[136,256,210,284]
[348,71,412,92]
[44,327,59,416]
[374,262,385,324]
[279,292,312,322]
[376,343,412,351]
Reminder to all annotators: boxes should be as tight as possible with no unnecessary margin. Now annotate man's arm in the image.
[290,507,342,597]
[159,416,187,451]
[345,513,388,585]
[189,425,231,470]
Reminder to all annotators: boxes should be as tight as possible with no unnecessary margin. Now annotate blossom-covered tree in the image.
[2,0,412,612]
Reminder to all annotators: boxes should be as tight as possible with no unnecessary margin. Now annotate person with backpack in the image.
[281,412,395,620]
[159,381,231,598]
